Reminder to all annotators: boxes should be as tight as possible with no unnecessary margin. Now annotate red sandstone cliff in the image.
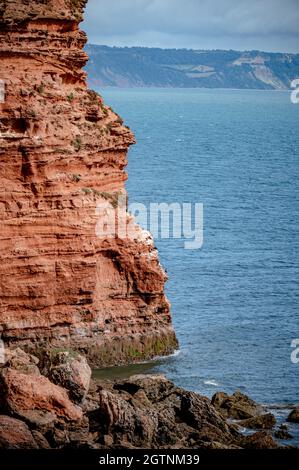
[0,0,178,365]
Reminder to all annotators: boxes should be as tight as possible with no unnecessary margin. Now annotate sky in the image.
[83,0,299,53]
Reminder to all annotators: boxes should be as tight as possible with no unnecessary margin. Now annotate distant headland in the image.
[85,44,299,90]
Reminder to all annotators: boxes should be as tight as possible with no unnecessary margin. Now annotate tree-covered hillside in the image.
[85,45,299,90]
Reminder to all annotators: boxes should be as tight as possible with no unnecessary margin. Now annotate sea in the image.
[94,87,299,443]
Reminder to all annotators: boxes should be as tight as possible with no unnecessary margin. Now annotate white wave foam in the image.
[204,379,219,387]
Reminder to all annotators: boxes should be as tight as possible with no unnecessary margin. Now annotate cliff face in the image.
[0,0,178,365]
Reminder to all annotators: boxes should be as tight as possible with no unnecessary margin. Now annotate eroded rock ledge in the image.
[0,0,178,364]
[0,348,289,449]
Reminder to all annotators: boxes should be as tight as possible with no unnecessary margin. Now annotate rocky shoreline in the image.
[0,347,297,449]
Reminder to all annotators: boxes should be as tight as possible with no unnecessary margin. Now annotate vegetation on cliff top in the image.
[85,45,299,90]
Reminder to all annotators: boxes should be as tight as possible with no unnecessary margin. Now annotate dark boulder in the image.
[287,408,299,423]
[0,415,38,449]
[114,374,175,402]
[238,413,276,430]
[241,431,278,449]
[89,375,239,449]
[212,390,262,419]
[274,429,293,440]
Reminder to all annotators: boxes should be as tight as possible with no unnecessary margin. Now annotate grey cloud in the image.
[82,0,299,52]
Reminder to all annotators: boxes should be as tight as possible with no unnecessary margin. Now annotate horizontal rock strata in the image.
[0,0,178,365]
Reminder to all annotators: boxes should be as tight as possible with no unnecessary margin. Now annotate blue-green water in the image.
[97,88,299,413]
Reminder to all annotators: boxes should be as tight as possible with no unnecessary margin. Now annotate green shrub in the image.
[87,90,99,103]
[67,92,74,103]
[72,174,81,182]
[82,187,93,195]
[28,109,37,118]
[37,83,45,94]
[72,136,82,151]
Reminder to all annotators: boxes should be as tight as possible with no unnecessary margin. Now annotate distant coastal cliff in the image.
[85,45,299,90]
[0,0,177,365]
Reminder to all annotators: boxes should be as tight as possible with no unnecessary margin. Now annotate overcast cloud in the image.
[83,0,299,53]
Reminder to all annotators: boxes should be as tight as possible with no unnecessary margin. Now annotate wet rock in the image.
[0,368,83,422]
[0,415,38,449]
[241,431,278,449]
[279,423,289,430]
[47,350,91,402]
[229,422,242,432]
[211,390,262,419]
[274,429,293,440]
[238,413,276,430]
[287,408,299,423]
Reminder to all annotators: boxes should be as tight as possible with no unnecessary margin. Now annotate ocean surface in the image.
[95,87,299,438]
